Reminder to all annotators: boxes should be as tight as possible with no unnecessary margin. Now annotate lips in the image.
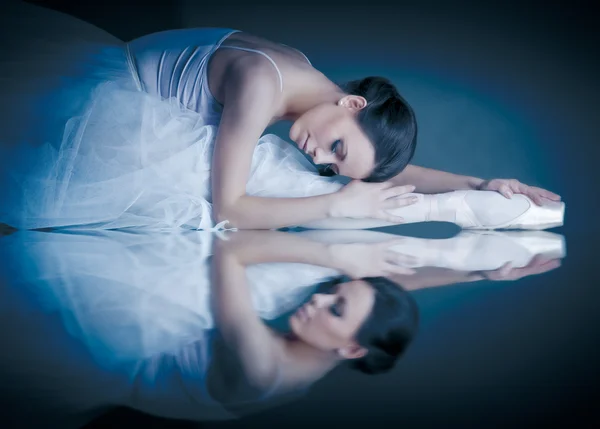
[302,134,309,153]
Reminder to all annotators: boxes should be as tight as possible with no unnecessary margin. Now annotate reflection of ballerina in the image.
[210,232,419,398]
[0,230,339,360]
[0,2,564,231]
[0,227,565,425]
[0,226,564,355]
[0,229,418,424]
[198,228,565,402]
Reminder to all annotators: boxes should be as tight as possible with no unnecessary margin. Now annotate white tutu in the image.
[0,81,345,230]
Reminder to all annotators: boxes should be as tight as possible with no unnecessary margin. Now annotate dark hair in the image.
[316,275,420,375]
[327,76,418,182]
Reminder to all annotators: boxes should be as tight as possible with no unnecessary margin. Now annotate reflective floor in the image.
[0,225,598,428]
[1,1,599,428]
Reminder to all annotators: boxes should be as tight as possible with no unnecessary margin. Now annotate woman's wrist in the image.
[468,176,486,191]
[324,243,350,272]
[326,192,345,218]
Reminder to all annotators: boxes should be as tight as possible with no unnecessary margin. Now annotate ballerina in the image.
[0,2,564,231]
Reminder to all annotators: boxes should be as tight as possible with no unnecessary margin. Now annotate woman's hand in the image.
[330,180,418,222]
[471,254,561,281]
[477,178,561,206]
[329,239,417,279]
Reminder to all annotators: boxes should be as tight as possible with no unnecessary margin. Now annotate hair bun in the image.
[337,76,418,182]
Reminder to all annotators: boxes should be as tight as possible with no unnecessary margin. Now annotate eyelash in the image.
[324,140,342,174]
[331,139,341,154]
[329,299,343,317]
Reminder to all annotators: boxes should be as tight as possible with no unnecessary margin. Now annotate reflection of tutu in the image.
[0,2,345,231]
[0,229,328,422]
[0,230,338,363]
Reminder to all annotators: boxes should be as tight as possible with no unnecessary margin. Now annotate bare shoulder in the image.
[216,56,283,146]
[213,51,284,118]
[210,55,286,215]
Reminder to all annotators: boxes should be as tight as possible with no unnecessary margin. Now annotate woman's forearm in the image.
[388,267,483,292]
[218,230,343,269]
[215,193,339,230]
[393,164,484,194]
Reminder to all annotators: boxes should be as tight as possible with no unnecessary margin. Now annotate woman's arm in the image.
[211,236,284,386]
[210,231,352,387]
[388,267,483,292]
[211,59,339,230]
[392,164,484,194]
[222,229,414,278]
[210,58,415,230]
[213,231,379,395]
[393,165,561,206]
[219,230,339,267]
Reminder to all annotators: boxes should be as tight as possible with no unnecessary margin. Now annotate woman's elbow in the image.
[213,200,247,229]
[213,205,237,227]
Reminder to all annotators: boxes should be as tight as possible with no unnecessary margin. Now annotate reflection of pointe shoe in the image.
[388,229,566,271]
[293,228,566,271]
[429,191,565,230]
[452,230,566,270]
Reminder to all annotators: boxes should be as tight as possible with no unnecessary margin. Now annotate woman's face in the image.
[289,280,375,357]
[289,97,376,179]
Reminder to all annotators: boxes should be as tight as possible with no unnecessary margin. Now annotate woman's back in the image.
[126,28,313,123]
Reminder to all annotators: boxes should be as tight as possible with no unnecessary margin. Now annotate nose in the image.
[310,293,335,308]
[312,147,335,165]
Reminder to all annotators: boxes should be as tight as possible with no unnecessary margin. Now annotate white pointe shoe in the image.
[431,190,565,230]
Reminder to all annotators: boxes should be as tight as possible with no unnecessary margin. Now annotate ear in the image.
[336,342,368,360]
[338,95,367,111]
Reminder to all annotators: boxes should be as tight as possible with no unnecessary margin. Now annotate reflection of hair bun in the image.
[312,275,419,375]
[350,277,420,375]
[354,350,397,374]
[353,329,414,375]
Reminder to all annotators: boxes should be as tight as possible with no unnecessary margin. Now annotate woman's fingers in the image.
[539,189,561,201]
[498,184,513,199]
[375,181,396,191]
[378,212,405,224]
[510,181,561,206]
[385,264,416,276]
[380,238,409,248]
[382,184,416,200]
[381,196,419,210]
[527,185,561,201]
[385,249,419,267]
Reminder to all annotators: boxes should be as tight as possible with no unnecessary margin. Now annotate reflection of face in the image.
[289,280,375,354]
[289,98,376,179]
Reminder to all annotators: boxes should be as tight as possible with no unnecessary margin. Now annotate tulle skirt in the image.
[1,81,344,230]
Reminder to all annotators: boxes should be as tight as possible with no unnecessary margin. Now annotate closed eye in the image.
[331,139,341,154]
[329,297,345,317]
[325,163,339,175]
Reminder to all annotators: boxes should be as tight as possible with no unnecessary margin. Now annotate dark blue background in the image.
[6,0,600,427]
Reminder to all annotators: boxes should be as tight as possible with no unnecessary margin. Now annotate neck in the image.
[284,335,342,369]
[282,72,347,121]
